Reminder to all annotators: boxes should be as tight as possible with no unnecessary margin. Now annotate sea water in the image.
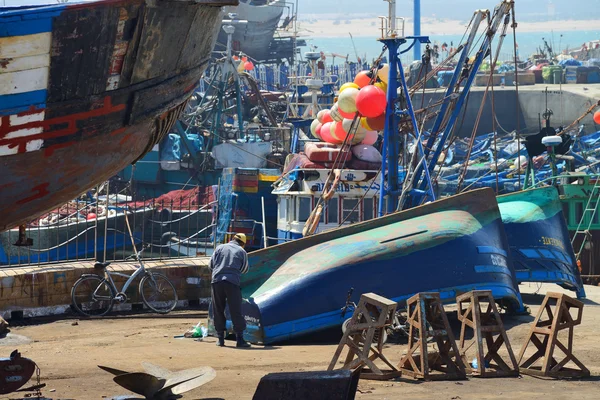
[306,30,600,65]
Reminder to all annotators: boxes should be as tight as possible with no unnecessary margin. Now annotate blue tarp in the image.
[559,59,582,67]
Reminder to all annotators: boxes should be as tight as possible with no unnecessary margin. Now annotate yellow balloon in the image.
[377,64,390,84]
[339,82,360,93]
[374,81,388,93]
[360,117,372,131]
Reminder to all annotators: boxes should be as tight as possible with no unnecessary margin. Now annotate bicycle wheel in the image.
[139,272,178,314]
[71,275,115,317]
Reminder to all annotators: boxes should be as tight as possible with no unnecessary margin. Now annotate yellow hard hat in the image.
[233,233,247,245]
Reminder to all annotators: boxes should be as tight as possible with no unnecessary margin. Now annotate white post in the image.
[261,196,268,248]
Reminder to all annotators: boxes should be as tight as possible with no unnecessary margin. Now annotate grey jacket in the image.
[209,240,249,286]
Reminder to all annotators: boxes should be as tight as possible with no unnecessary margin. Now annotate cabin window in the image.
[342,198,359,223]
[289,197,296,221]
[298,197,312,222]
[327,198,339,224]
[319,200,325,223]
[279,198,288,220]
[363,198,374,221]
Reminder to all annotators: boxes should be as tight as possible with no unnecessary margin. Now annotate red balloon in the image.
[244,61,254,71]
[594,111,600,125]
[332,120,349,142]
[338,108,356,119]
[315,123,323,139]
[366,114,386,131]
[321,110,334,124]
[86,213,97,220]
[356,85,387,118]
[354,71,372,88]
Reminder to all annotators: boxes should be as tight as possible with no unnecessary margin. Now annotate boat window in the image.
[279,198,288,220]
[363,198,374,221]
[289,197,296,221]
[342,198,359,223]
[327,198,338,224]
[298,197,312,222]
[319,202,325,223]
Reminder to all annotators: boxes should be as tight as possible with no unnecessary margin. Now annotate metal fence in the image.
[0,181,217,268]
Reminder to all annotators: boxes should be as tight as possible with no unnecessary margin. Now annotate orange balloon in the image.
[594,111,600,125]
[366,114,386,131]
[354,71,372,88]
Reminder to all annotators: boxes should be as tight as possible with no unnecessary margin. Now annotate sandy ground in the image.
[1,283,600,400]
[296,17,600,38]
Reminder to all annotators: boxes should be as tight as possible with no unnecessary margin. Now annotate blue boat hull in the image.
[212,188,524,344]
[497,187,586,298]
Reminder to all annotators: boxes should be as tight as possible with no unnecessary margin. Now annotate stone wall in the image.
[0,258,212,319]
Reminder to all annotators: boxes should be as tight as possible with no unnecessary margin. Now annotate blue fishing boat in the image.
[497,186,586,298]
[227,188,523,344]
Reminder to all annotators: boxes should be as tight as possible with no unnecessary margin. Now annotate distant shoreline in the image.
[297,17,600,39]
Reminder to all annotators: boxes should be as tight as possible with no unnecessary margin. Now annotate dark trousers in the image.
[211,281,246,335]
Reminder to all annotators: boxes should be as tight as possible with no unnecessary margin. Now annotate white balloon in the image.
[377,63,390,84]
[310,119,322,139]
[330,103,343,122]
[338,88,359,113]
[342,119,366,144]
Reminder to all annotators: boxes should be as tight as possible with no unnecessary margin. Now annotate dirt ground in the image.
[1,283,599,400]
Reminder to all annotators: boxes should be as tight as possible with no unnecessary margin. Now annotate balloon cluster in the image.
[309,65,389,146]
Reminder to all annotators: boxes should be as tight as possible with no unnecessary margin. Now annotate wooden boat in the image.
[212,188,523,344]
[497,186,586,298]
[0,0,236,231]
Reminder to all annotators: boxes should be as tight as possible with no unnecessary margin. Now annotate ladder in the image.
[571,176,600,261]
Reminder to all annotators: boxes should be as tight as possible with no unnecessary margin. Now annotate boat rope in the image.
[302,49,388,235]
[457,12,511,193]
[555,101,600,137]
[511,3,521,190]
[338,168,382,226]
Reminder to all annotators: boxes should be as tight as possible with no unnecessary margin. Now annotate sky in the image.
[297,0,600,21]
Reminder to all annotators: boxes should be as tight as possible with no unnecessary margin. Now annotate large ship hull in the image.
[497,186,586,298]
[218,0,284,62]
[0,0,235,231]
[212,188,523,344]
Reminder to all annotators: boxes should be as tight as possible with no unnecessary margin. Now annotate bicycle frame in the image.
[102,262,147,298]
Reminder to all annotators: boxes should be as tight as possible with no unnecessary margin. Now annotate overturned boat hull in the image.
[213,188,523,344]
[497,186,586,298]
[0,0,235,231]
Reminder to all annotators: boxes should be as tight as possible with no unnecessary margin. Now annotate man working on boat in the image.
[210,233,251,348]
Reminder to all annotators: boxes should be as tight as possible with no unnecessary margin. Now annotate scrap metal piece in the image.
[0,350,36,395]
[252,370,359,400]
[99,363,216,399]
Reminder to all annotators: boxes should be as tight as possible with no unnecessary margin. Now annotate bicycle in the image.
[339,288,432,343]
[71,245,178,317]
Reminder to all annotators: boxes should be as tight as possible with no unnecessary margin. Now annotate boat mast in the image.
[378,0,430,215]
[413,0,421,62]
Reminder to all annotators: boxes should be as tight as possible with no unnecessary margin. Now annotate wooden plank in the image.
[47,5,120,102]
[0,68,48,94]
[0,32,51,58]
[0,54,50,74]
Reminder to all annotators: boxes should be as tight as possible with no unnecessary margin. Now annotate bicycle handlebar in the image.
[340,287,354,318]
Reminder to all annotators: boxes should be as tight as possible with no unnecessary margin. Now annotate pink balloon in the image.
[355,85,387,118]
[361,130,378,146]
[320,122,335,143]
[338,108,356,119]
